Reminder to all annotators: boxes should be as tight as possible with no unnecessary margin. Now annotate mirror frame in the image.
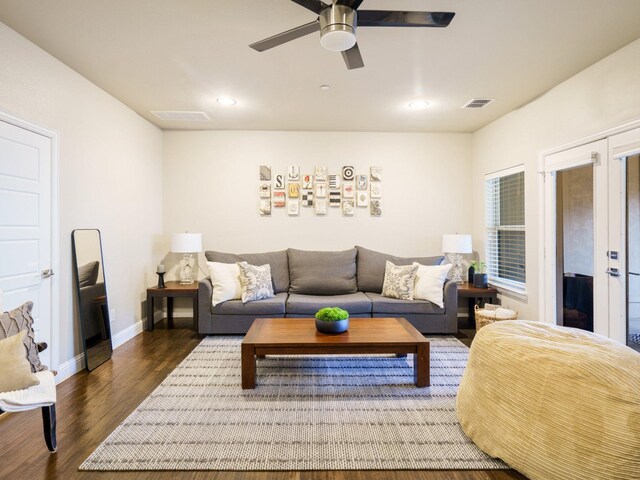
[71,229,113,371]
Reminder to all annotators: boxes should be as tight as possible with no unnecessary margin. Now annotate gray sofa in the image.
[197,246,458,335]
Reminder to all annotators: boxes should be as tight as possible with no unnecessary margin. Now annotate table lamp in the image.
[442,234,472,283]
[171,233,202,285]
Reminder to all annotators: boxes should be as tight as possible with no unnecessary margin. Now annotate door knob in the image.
[605,268,620,277]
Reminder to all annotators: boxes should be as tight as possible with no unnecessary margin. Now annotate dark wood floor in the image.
[0,318,526,480]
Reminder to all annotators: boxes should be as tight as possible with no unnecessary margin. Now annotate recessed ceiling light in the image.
[319,85,331,91]
[409,100,430,110]
[217,96,237,106]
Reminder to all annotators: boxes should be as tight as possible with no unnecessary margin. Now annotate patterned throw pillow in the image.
[237,263,275,303]
[0,301,46,372]
[381,261,419,300]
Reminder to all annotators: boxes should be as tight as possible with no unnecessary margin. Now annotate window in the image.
[485,166,526,293]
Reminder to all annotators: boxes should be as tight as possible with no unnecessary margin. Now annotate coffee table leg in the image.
[241,344,256,389]
[414,342,430,388]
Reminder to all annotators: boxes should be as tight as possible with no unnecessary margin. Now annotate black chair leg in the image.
[41,404,57,452]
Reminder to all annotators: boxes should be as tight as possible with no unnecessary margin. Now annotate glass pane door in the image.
[627,154,640,352]
[556,165,594,331]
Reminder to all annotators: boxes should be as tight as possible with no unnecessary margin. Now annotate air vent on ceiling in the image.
[151,111,211,121]
[462,99,494,109]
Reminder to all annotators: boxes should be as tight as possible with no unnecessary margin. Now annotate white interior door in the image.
[0,119,54,368]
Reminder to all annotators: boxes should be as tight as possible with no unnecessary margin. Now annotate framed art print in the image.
[302,174,313,189]
[370,166,382,182]
[288,182,300,198]
[273,191,286,207]
[314,199,327,215]
[274,174,285,190]
[370,199,382,216]
[315,182,327,198]
[356,191,368,207]
[356,174,367,190]
[343,183,354,199]
[260,200,271,216]
[315,166,327,181]
[259,165,271,181]
[342,166,355,181]
[370,182,382,198]
[328,174,341,189]
[302,190,314,207]
[288,200,300,216]
[342,200,355,216]
[288,165,299,181]
[259,182,271,198]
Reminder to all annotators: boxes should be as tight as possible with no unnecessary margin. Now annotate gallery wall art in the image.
[258,165,382,217]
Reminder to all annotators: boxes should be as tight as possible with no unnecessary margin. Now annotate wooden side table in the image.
[457,282,499,328]
[146,281,198,332]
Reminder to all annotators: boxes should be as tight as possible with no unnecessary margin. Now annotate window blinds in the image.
[485,169,526,289]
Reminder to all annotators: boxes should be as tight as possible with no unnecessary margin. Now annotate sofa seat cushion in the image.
[287,248,357,295]
[356,246,444,294]
[286,292,371,315]
[365,292,444,315]
[204,250,289,294]
[212,292,287,316]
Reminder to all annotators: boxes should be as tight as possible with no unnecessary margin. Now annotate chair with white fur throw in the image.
[0,302,57,452]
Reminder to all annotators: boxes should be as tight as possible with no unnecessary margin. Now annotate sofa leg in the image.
[41,404,57,452]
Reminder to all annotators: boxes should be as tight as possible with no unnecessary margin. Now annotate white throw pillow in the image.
[206,261,245,306]
[413,263,452,308]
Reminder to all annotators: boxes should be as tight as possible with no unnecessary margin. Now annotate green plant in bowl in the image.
[315,307,349,333]
[315,307,349,321]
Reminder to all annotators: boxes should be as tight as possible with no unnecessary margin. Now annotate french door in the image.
[542,126,640,348]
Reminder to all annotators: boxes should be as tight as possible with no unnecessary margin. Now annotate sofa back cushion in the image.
[288,248,358,295]
[204,250,289,294]
[356,245,444,293]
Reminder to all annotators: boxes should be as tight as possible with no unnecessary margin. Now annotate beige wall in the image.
[162,130,473,276]
[0,23,163,369]
[472,37,640,320]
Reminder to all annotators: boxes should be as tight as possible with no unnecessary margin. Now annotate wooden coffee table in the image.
[241,317,429,389]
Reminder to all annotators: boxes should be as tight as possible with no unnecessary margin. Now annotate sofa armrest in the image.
[198,279,213,334]
[443,279,458,333]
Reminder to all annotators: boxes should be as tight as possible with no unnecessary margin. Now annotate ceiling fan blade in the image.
[291,0,329,15]
[336,0,365,9]
[250,21,320,52]
[341,43,364,70]
[357,11,455,28]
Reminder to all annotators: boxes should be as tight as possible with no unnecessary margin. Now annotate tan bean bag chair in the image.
[456,320,640,480]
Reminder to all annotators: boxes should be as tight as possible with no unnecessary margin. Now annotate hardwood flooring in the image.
[0,318,526,480]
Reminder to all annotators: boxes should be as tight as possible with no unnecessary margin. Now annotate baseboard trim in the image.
[56,315,159,384]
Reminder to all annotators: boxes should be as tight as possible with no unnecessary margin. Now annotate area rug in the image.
[80,336,506,471]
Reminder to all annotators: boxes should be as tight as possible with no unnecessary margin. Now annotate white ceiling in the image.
[1,0,640,133]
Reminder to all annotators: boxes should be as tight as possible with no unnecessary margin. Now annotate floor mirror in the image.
[72,229,112,371]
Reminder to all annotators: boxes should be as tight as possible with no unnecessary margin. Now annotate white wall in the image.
[163,130,473,274]
[0,23,163,369]
[472,37,640,320]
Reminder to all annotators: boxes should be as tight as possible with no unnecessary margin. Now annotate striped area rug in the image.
[80,336,506,471]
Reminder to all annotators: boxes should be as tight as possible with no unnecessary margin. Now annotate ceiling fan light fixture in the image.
[319,4,357,52]
[320,27,356,52]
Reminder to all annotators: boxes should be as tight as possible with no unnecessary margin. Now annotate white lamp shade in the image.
[442,234,472,254]
[171,233,202,253]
